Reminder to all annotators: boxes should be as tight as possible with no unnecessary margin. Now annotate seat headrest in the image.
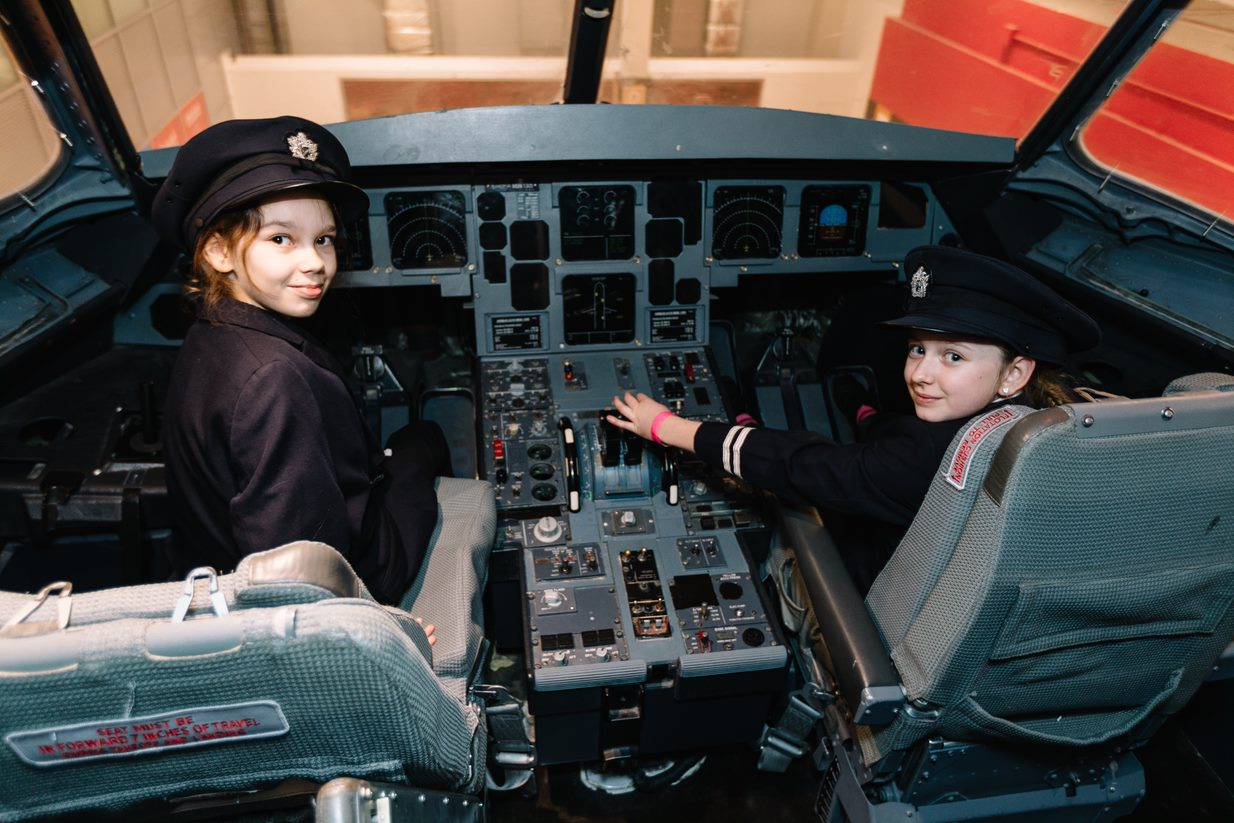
[1164,372,1234,395]
[235,541,365,600]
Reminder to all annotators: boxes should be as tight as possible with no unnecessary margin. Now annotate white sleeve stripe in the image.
[731,426,754,478]
[721,426,741,474]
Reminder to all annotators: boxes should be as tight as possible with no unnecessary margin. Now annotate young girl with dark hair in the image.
[153,116,447,613]
[608,245,1101,591]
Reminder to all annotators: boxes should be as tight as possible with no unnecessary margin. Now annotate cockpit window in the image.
[72,0,1137,151]
[0,38,62,202]
[1076,0,1234,224]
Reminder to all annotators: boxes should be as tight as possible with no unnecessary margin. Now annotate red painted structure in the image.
[870,0,1234,219]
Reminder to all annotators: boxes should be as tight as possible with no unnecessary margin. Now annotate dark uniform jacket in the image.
[693,407,1002,592]
[163,298,437,603]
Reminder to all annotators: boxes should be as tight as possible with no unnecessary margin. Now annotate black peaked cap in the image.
[151,115,369,252]
[885,245,1100,363]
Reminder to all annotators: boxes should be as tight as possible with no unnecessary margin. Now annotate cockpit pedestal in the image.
[480,348,788,765]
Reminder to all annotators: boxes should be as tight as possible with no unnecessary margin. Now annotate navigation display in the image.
[562,273,636,345]
[711,186,785,260]
[797,185,870,257]
[385,190,468,269]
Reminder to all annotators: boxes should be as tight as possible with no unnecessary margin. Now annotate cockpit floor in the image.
[488,746,818,822]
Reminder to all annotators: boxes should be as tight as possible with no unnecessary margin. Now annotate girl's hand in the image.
[415,616,437,647]
[606,392,669,441]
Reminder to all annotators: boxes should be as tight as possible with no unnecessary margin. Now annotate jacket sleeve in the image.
[227,359,353,556]
[692,419,941,526]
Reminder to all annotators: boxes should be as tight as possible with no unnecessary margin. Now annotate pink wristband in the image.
[649,411,674,445]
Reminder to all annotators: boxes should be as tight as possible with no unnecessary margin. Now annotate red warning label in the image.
[945,407,1020,491]
[5,701,288,767]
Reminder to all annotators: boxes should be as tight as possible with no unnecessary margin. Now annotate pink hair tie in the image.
[855,404,878,423]
[649,411,674,445]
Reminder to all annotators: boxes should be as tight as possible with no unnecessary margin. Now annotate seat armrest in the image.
[777,501,905,724]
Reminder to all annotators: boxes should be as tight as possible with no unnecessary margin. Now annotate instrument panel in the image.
[335,177,946,356]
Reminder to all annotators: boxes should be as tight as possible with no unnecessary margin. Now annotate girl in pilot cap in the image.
[608,245,1100,592]
[153,116,446,621]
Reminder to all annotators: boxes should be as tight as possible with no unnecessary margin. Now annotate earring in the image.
[999,386,1009,395]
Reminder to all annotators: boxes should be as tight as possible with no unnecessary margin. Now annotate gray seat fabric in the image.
[1164,371,1234,395]
[861,381,1234,761]
[0,479,496,821]
[400,477,496,693]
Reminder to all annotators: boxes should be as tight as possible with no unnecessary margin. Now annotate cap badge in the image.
[287,132,319,161]
[910,266,930,298]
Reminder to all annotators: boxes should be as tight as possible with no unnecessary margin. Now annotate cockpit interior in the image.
[1,1,1232,821]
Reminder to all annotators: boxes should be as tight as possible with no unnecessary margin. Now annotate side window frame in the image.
[1068,2,1234,236]
[0,24,68,213]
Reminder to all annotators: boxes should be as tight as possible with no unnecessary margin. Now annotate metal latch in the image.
[170,567,230,622]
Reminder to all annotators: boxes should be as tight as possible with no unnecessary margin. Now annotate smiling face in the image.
[903,331,1036,422]
[203,191,338,318]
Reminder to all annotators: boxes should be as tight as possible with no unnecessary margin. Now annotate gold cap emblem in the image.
[287,132,319,161]
[910,265,930,298]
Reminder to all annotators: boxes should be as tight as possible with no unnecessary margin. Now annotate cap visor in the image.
[882,313,1010,345]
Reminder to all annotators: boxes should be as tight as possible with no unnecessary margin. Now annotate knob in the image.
[596,647,612,662]
[533,516,563,543]
[542,588,565,608]
[552,651,569,666]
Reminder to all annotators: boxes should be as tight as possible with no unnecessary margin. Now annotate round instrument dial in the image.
[711,186,785,260]
[384,190,468,269]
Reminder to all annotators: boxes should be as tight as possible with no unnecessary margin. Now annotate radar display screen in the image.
[711,186,784,260]
[562,273,636,345]
[385,190,468,269]
[797,185,871,257]
[560,185,636,261]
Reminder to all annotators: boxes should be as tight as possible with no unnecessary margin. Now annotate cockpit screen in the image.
[385,190,468,269]
[797,185,870,257]
[560,186,636,261]
[711,186,785,260]
[562,273,636,345]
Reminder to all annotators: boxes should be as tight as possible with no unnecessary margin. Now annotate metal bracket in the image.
[1,581,73,636]
[170,567,229,622]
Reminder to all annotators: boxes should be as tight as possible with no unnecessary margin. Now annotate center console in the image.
[480,346,786,765]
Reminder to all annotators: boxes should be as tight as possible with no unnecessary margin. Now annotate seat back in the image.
[0,540,485,821]
[865,376,1234,754]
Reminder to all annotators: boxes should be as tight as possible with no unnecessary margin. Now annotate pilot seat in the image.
[770,373,1234,822]
[0,475,513,822]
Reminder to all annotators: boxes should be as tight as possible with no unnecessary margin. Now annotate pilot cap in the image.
[885,245,1100,363]
[151,115,369,252]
